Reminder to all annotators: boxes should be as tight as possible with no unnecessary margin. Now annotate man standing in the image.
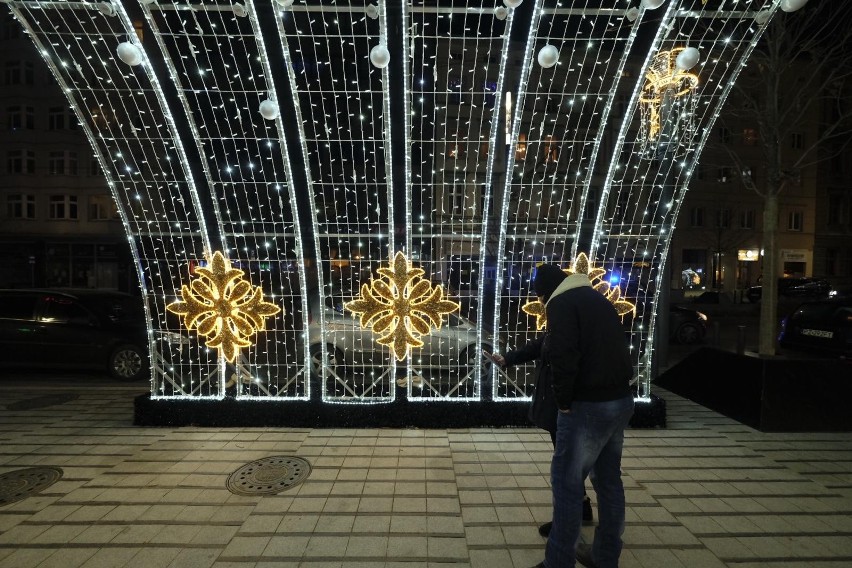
[528,264,634,568]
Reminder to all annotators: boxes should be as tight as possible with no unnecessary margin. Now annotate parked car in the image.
[778,298,852,358]
[746,277,831,304]
[0,289,149,380]
[307,297,495,377]
[691,290,732,305]
[670,305,708,345]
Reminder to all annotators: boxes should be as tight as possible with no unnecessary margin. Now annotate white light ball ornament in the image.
[503,0,523,8]
[781,0,809,12]
[365,4,379,19]
[675,47,700,71]
[755,10,772,25]
[641,0,666,9]
[370,44,391,69]
[259,99,279,121]
[537,44,559,69]
[494,6,508,20]
[116,42,143,66]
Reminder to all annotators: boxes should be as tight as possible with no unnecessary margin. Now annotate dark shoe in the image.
[582,496,594,525]
[575,543,599,568]
[537,521,552,537]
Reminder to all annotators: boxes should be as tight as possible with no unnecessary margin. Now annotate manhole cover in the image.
[6,394,79,411]
[0,467,63,507]
[226,456,311,496]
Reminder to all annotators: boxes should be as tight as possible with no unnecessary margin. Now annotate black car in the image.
[746,277,831,304]
[0,289,149,380]
[670,305,708,345]
[778,298,852,358]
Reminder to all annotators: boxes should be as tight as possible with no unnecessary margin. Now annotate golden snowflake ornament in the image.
[166,251,281,362]
[522,252,636,330]
[344,251,460,361]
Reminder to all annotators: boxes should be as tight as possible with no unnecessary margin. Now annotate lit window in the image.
[89,195,119,221]
[516,133,527,160]
[787,210,803,232]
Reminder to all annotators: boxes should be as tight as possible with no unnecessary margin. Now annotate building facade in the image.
[1,14,131,291]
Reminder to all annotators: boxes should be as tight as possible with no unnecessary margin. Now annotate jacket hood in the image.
[545,273,592,307]
[533,264,568,302]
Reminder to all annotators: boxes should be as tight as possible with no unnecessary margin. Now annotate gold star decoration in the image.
[522,252,637,330]
[166,251,281,362]
[344,251,460,361]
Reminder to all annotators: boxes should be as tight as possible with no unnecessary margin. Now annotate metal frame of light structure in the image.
[589,0,780,400]
[140,0,309,399]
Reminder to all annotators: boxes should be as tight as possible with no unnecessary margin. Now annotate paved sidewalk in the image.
[1,380,851,568]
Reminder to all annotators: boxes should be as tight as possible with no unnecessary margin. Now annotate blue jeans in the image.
[544,395,634,568]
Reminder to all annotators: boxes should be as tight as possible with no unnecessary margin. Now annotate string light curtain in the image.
[407,0,514,400]
[490,0,645,402]
[141,0,310,400]
[590,0,778,400]
[277,0,396,403]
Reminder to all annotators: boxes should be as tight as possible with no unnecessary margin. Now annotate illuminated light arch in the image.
[5,0,781,415]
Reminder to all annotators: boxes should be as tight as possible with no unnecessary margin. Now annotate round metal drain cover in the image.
[0,467,63,507]
[226,456,311,496]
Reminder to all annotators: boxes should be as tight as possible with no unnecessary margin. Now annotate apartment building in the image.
[0,14,131,290]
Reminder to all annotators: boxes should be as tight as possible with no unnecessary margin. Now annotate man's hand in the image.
[483,351,506,367]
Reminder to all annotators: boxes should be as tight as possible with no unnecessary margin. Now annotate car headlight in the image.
[696,311,708,321]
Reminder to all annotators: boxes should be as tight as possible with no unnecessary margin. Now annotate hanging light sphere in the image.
[537,44,559,69]
[641,0,667,9]
[116,42,143,66]
[625,7,640,22]
[503,0,523,8]
[365,4,379,19]
[494,6,508,20]
[781,0,809,12]
[675,47,700,71]
[370,44,391,69]
[754,10,772,25]
[259,99,279,121]
[273,0,295,7]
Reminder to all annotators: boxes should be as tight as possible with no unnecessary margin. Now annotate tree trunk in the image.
[758,193,779,355]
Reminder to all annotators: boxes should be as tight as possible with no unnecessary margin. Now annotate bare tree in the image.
[723,1,852,355]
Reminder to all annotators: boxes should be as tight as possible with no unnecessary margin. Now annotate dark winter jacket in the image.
[544,274,633,410]
[503,334,558,434]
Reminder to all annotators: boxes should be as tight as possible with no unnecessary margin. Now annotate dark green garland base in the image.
[134,393,666,429]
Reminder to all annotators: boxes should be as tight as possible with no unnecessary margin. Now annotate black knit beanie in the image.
[533,264,567,302]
